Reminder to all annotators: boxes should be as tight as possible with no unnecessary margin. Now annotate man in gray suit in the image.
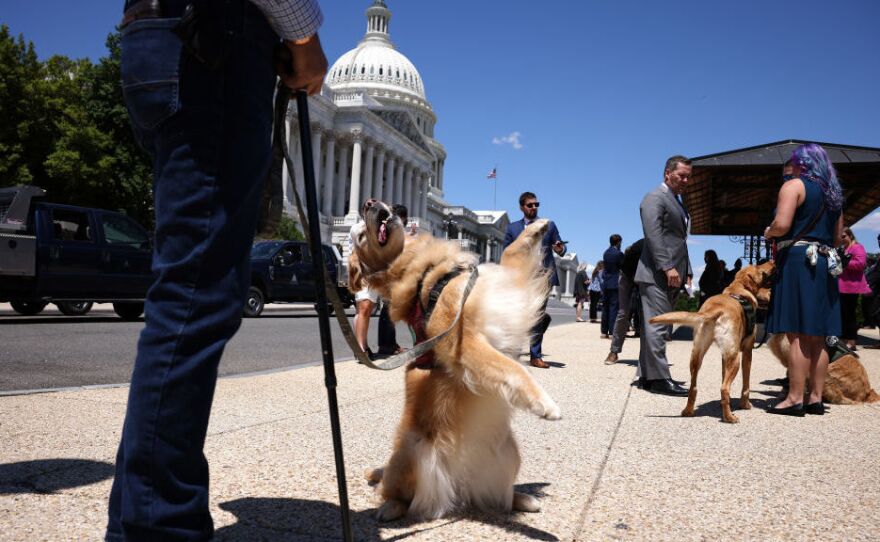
[634,155,693,396]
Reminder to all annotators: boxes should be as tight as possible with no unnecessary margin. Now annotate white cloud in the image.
[492,131,523,150]
[853,212,880,233]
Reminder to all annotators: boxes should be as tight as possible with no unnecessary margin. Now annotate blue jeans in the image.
[601,288,619,335]
[107,2,278,540]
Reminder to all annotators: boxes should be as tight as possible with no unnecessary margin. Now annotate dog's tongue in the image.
[378,223,387,244]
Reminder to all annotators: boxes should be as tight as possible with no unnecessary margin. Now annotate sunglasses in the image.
[524,202,540,209]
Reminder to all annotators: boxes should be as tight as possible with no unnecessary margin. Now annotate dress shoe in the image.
[643,378,688,396]
[766,402,805,417]
[805,401,825,415]
[604,352,618,365]
[530,357,550,369]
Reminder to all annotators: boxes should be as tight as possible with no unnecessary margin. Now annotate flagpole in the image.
[492,164,498,210]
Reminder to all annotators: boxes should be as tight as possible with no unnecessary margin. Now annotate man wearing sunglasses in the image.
[503,191,566,368]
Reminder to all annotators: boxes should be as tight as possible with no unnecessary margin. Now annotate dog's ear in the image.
[348,251,365,292]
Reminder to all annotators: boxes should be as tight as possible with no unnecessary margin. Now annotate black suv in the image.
[245,240,353,317]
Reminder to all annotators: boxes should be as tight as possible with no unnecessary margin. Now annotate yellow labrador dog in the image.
[768,335,880,405]
[650,261,775,423]
[350,201,561,521]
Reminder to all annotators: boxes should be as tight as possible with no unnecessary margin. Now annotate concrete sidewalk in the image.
[1,322,879,541]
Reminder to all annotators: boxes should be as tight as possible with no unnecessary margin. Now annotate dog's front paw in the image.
[376,499,408,522]
[535,398,561,420]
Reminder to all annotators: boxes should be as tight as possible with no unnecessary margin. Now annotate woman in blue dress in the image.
[764,143,844,416]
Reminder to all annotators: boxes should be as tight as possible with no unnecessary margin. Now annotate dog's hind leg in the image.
[740,344,753,410]
[682,324,713,417]
[720,350,741,423]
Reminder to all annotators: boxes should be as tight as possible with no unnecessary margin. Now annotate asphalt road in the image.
[0,301,577,393]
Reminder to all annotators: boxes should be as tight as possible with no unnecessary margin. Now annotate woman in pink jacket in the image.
[839,227,872,349]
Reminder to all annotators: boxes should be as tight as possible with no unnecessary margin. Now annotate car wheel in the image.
[313,302,335,316]
[243,286,264,317]
[113,302,144,321]
[10,300,48,316]
[56,301,94,316]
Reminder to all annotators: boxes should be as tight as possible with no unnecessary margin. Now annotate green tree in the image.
[275,214,305,241]
[0,25,48,185]
[0,27,154,229]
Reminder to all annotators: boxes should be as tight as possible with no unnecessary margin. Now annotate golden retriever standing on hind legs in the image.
[649,260,775,423]
[349,200,561,522]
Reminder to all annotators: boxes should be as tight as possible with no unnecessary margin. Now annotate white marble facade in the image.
[282,1,508,264]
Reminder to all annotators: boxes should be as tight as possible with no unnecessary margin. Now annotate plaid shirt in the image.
[249,0,323,41]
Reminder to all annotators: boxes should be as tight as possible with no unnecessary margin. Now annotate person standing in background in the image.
[604,238,644,364]
[634,155,693,397]
[698,249,723,308]
[574,264,590,322]
[601,234,624,339]
[838,227,871,350]
[588,261,604,323]
[764,143,844,416]
[503,191,566,368]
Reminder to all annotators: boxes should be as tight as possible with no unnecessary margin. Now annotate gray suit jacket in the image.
[635,183,692,287]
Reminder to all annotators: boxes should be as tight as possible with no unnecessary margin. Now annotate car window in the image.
[251,242,281,259]
[101,214,149,248]
[278,245,303,266]
[51,209,93,242]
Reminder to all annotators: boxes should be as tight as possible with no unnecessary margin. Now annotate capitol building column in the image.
[311,125,323,194]
[393,160,405,205]
[384,155,396,202]
[362,141,375,201]
[334,142,349,216]
[401,164,412,213]
[321,134,336,216]
[347,129,364,216]
[373,147,386,203]
[419,173,428,221]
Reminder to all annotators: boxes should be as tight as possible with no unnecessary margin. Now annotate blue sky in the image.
[3,0,880,280]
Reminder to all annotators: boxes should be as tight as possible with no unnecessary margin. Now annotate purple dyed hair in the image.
[791,143,843,211]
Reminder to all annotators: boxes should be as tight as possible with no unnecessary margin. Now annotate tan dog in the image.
[649,261,775,423]
[768,335,880,404]
[350,201,561,521]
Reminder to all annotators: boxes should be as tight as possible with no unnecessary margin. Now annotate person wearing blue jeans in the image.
[600,234,624,339]
[106,1,326,539]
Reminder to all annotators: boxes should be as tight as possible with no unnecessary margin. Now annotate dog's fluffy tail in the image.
[649,311,721,328]
[867,389,880,403]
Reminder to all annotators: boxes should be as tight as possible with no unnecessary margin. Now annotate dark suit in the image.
[635,183,692,380]
[601,245,624,335]
[504,218,565,359]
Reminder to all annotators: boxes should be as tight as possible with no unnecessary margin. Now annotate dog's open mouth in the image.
[376,208,390,246]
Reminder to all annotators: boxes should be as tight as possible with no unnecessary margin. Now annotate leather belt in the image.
[121,0,163,28]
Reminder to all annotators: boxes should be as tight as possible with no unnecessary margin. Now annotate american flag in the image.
[486,167,497,179]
